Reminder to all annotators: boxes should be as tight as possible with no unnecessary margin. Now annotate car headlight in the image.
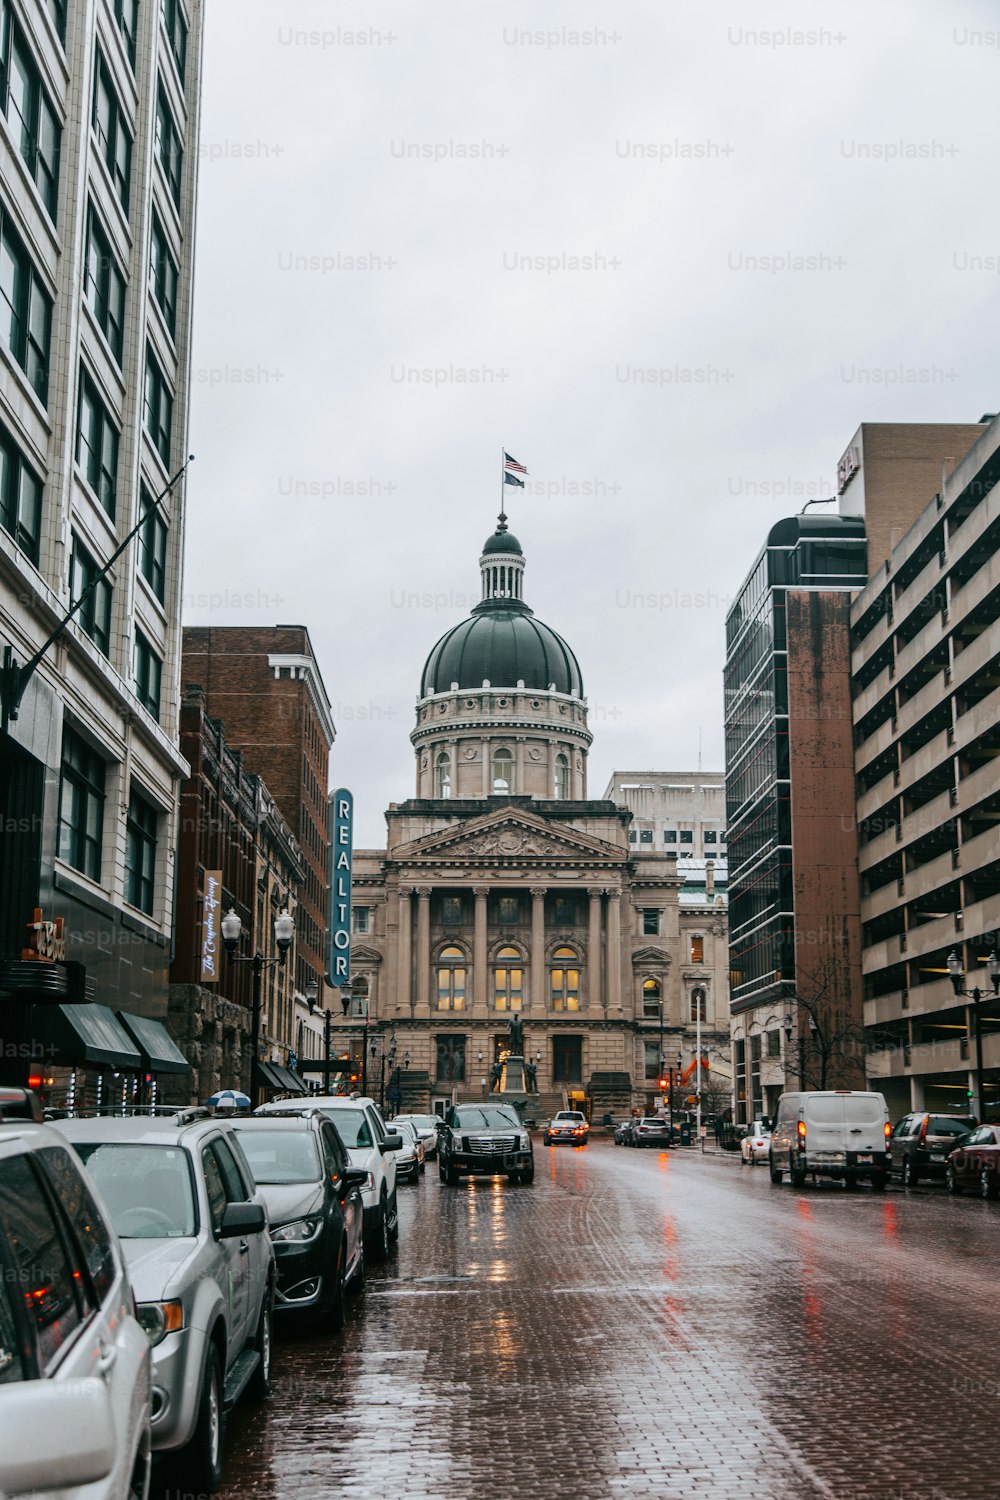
[519,1133,530,1151]
[137,1300,183,1347]
[270,1217,323,1244]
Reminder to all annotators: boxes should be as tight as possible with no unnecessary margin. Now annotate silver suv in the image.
[257,1095,402,1259]
[52,1107,275,1493]
[0,1096,151,1500]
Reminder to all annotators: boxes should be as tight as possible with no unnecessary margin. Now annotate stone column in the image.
[397,886,413,1013]
[482,736,491,795]
[588,888,603,1011]
[530,887,546,1012]
[515,736,526,796]
[546,739,556,799]
[606,888,622,1010]
[416,887,432,1014]
[473,886,489,1010]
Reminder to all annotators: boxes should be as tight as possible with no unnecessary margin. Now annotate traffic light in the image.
[658,1077,668,1091]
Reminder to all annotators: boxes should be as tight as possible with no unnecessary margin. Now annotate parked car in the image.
[256,1095,402,1259]
[613,1119,635,1145]
[52,1107,274,1493]
[632,1117,672,1148]
[945,1124,1000,1197]
[769,1091,891,1189]
[544,1110,589,1146]
[392,1120,425,1180]
[393,1113,439,1160]
[740,1119,772,1165]
[437,1104,534,1184]
[890,1111,978,1187]
[231,1114,366,1326]
[0,1101,152,1500]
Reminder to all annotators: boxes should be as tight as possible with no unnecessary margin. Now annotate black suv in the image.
[232,1114,368,1329]
[438,1104,534,1185]
[889,1111,977,1187]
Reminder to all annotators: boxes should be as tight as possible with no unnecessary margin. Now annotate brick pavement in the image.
[206,1139,1000,1500]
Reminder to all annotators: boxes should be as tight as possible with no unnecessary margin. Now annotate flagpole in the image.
[499,446,507,531]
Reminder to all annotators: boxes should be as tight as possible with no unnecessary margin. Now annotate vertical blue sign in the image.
[327,788,353,987]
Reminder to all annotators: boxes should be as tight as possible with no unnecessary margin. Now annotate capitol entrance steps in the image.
[451,1088,567,1125]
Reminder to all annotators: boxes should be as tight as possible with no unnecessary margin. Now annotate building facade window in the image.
[149,211,178,335]
[0,213,51,402]
[690,934,704,964]
[133,628,161,720]
[349,975,369,1017]
[124,787,156,914]
[2,16,61,217]
[679,829,693,844]
[690,985,707,1023]
[492,947,523,1011]
[640,829,653,843]
[154,83,183,205]
[642,909,659,936]
[435,946,466,1011]
[704,830,718,844]
[628,830,637,843]
[113,0,138,67]
[554,896,576,926]
[442,896,463,925]
[642,977,661,1018]
[44,0,66,43]
[644,1041,661,1080]
[84,207,125,362]
[143,346,172,465]
[0,422,41,563]
[138,488,167,601]
[76,367,119,516]
[766,1029,781,1059]
[162,0,188,84]
[435,1033,465,1083]
[435,751,451,798]
[352,906,369,934]
[497,895,519,926]
[92,53,131,210]
[69,535,111,656]
[554,753,569,799]
[492,746,513,794]
[550,946,580,1011]
[664,829,677,843]
[58,727,105,879]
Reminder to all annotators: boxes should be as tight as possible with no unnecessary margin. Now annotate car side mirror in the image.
[342,1168,370,1193]
[379,1133,403,1154]
[219,1201,267,1237]
[0,1376,116,1492]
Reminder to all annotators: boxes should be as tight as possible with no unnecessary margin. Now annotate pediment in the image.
[391,808,625,866]
[631,946,671,966]
[350,944,383,965]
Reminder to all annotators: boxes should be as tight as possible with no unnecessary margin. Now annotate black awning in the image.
[257,1063,285,1090]
[116,1012,189,1075]
[271,1065,307,1095]
[33,1003,142,1070]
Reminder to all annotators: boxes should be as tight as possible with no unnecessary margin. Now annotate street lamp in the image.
[947,950,1000,1121]
[783,1012,804,1089]
[221,907,294,1100]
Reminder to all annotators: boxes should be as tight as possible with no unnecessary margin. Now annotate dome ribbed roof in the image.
[421,601,583,696]
[481,529,523,556]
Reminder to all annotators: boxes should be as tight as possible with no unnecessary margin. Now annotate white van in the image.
[768,1090,891,1189]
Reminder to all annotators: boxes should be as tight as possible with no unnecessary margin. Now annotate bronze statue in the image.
[525,1059,538,1093]
[489,1061,503,1093]
[508,1013,525,1055]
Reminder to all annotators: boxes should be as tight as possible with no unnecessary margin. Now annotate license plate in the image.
[857,1154,872,1163]
[930,1153,945,1162]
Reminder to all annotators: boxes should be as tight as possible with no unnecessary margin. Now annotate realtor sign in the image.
[201,870,223,983]
[326,790,353,987]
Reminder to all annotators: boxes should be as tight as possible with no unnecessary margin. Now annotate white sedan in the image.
[740,1120,772,1164]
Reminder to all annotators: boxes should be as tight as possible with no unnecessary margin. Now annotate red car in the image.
[945,1124,1000,1198]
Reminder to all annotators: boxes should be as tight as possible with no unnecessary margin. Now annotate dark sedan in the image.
[945,1124,1000,1198]
[437,1104,534,1185]
[233,1115,367,1330]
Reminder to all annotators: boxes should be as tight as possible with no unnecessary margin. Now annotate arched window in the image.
[550,946,580,1011]
[435,751,451,798]
[642,977,662,1019]
[492,746,513,794]
[493,946,523,1010]
[350,975,369,1019]
[554,753,569,800]
[690,985,707,1023]
[436,946,466,1011]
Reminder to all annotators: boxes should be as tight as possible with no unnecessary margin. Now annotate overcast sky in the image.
[184,0,1000,846]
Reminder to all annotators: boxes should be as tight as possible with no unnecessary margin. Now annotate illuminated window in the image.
[642,978,661,1018]
[436,946,466,1011]
[550,946,580,1011]
[690,934,704,964]
[435,751,451,798]
[554,753,569,799]
[493,946,523,1010]
[492,746,513,793]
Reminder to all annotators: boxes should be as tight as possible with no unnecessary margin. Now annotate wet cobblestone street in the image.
[215,1140,1000,1500]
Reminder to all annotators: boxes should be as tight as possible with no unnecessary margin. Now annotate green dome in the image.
[481,529,523,556]
[421,602,583,696]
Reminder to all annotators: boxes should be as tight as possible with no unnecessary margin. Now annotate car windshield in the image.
[452,1107,519,1130]
[395,1122,417,1144]
[233,1129,320,1184]
[73,1143,196,1238]
[322,1110,373,1149]
[405,1116,436,1130]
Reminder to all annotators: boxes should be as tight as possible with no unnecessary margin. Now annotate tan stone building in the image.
[349,522,725,1117]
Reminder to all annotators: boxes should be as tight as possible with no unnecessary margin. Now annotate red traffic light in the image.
[658,1078,668,1090]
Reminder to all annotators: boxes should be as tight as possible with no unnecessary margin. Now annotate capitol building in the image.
[348,521,729,1116]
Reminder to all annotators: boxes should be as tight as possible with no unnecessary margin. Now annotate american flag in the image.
[504,452,528,475]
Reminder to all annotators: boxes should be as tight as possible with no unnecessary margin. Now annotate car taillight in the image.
[884,1122,892,1140]
[797,1121,806,1140]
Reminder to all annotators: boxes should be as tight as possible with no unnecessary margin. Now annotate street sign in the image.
[326,789,353,987]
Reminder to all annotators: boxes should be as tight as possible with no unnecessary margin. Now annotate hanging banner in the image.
[200,870,223,983]
[326,790,353,987]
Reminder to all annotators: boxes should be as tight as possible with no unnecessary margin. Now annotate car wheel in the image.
[769,1154,783,1185]
[441,1160,459,1185]
[902,1156,919,1189]
[247,1286,273,1401]
[870,1172,888,1191]
[946,1164,962,1195]
[520,1164,534,1184]
[349,1243,366,1297]
[387,1189,399,1242]
[320,1242,348,1333]
[177,1344,225,1494]
[368,1192,390,1261]
[981,1167,998,1201]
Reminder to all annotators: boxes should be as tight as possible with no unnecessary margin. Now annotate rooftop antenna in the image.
[799,496,836,515]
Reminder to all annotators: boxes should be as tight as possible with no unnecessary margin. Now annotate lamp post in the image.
[221,907,294,1101]
[783,1012,804,1089]
[947,950,1000,1121]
